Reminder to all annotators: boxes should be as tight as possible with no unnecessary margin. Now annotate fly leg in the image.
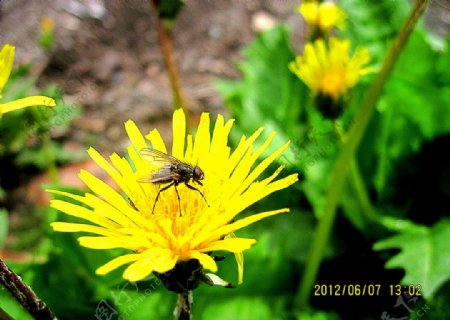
[152,182,175,214]
[173,183,182,216]
[185,183,210,207]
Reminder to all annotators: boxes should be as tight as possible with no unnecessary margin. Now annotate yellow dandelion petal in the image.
[50,222,117,237]
[190,251,218,272]
[172,108,186,159]
[88,148,124,189]
[96,254,142,275]
[48,189,134,227]
[0,44,56,114]
[192,112,211,164]
[1,96,56,114]
[192,207,291,250]
[50,199,119,229]
[125,120,150,171]
[299,1,346,34]
[145,129,167,153]
[0,44,14,92]
[48,109,298,285]
[78,236,152,250]
[290,37,371,101]
[78,170,150,229]
[144,248,177,273]
[123,259,154,282]
[125,119,147,151]
[199,238,256,253]
[225,233,245,284]
[185,133,194,161]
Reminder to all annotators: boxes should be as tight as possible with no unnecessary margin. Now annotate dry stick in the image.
[296,0,429,309]
[149,0,191,126]
[0,259,57,320]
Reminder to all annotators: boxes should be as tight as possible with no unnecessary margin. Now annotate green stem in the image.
[29,108,59,183]
[334,123,379,223]
[295,0,429,310]
[42,134,59,184]
[149,0,191,128]
[350,160,379,223]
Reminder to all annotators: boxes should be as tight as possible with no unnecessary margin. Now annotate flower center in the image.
[320,71,346,99]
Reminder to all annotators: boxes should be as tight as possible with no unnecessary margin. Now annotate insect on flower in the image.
[138,148,209,214]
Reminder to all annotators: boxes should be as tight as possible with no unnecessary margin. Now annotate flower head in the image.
[0,44,55,115]
[48,109,298,285]
[299,1,346,37]
[289,38,371,101]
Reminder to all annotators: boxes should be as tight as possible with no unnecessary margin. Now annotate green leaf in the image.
[200,296,276,320]
[358,30,450,196]
[0,208,8,249]
[0,289,33,320]
[215,25,306,161]
[340,0,410,59]
[114,288,174,320]
[373,219,450,298]
[296,310,340,320]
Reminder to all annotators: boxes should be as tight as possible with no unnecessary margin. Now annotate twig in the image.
[0,259,57,320]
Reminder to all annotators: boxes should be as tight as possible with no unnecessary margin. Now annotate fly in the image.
[138,148,209,214]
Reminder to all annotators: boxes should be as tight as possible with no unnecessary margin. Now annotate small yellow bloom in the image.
[40,16,55,34]
[289,38,371,101]
[299,1,346,36]
[0,44,55,115]
[48,109,298,284]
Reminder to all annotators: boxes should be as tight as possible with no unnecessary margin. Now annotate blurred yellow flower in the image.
[289,38,371,101]
[0,44,55,115]
[40,16,55,34]
[299,1,346,36]
[48,109,298,284]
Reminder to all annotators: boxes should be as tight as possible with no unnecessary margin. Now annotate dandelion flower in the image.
[289,38,371,118]
[48,109,298,288]
[299,1,346,38]
[0,44,55,115]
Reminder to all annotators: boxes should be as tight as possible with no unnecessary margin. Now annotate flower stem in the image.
[149,0,191,126]
[42,134,59,184]
[350,160,379,223]
[0,259,57,320]
[334,123,379,223]
[295,0,429,310]
[175,291,192,320]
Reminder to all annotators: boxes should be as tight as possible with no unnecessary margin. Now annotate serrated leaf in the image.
[373,219,450,298]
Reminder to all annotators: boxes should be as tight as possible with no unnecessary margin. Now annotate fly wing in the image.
[140,148,180,167]
[137,166,174,184]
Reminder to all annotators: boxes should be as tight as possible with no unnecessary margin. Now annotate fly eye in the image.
[194,166,204,180]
